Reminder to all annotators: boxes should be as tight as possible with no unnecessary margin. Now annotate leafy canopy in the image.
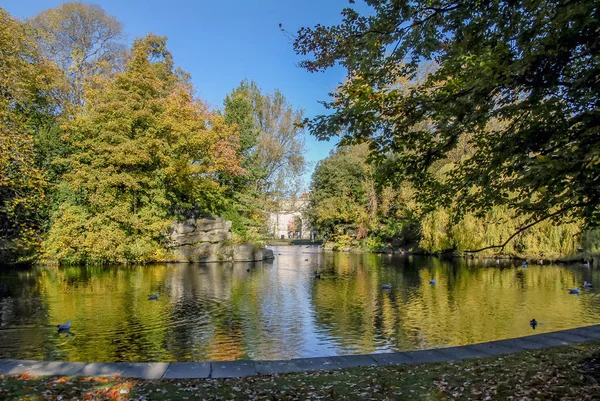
[44,35,243,264]
[292,0,600,228]
[0,9,55,258]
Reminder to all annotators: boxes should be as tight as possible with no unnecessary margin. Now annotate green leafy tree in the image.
[0,10,55,261]
[309,145,370,237]
[292,0,600,246]
[43,35,243,264]
[28,2,126,111]
[222,80,306,239]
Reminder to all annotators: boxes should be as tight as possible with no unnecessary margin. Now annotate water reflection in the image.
[0,246,599,362]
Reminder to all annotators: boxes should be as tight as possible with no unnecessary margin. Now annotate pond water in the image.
[0,245,599,362]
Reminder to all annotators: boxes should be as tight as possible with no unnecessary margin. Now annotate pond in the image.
[0,245,598,362]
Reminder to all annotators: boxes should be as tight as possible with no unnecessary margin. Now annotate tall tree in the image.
[224,79,306,201]
[0,10,55,261]
[292,0,600,239]
[43,35,243,264]
[309,145,371,237]
[222,80,306,238]
[28,2,126,111]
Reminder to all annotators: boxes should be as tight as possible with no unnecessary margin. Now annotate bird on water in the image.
[57,320,71,331]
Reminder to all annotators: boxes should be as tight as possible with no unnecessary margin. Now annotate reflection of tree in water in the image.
[1,255,600,361]
[0,266,48,328]
[311,254,600,354]
[162,263,247,361]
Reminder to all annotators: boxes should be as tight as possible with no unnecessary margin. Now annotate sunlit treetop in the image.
[292,0,600,232]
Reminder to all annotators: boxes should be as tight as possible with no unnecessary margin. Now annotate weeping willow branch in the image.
[464,203,588,254]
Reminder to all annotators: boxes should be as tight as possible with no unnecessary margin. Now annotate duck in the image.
[381,283,392,290]
[314,272,321,279]
[57,320,71,330]
[247,268,251,272]
[568,288,581,295]
[530,318,538,329]
[429,279,436,284]
[304,259,309,262]
[148,292,159,300]
[583,261,591,268]
[522,261,528,268]
[584,281,593,288]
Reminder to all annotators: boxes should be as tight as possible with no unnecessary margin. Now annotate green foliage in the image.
[308,144,421,248]
[42,35,243,264]
[293,0,600,230]
[221,79,307,236]
[0,10,56,262]
[28,2,126,110]
[309,145,369,236]
[420,206,582,259]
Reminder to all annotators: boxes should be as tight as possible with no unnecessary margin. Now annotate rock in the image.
[233,244,256,262]
[168,217,265,263]
[263,249,274,260]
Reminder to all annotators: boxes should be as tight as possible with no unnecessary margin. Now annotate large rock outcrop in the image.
[167,217,273,263]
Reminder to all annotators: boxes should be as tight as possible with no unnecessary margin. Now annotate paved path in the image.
[1,325,600,379]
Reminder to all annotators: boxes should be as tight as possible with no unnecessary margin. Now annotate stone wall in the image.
[167,217,274,263]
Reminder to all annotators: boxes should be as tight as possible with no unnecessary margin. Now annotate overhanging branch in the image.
[464,202,587,254]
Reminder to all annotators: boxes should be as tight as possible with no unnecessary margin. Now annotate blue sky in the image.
[2,0,356,187]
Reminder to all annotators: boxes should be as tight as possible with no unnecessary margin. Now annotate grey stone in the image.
[500,337,551,350]
[564,327,600,340]
[545,331,589,344]
[233,244,256,262]
[78,362,124,377]
[255,360,303,375]
[293,357,339,371]
[253,248,264,261]
[211,361,256,378]
[171,230,231,246]
[172,242,233,263]
[194,218,232,232]
[171,220,197,234]
[263,248,275,260]
[28,361,87,376]
[329,355,379,368]
[436,346,491,361]
[404,350,455,364]
[519,333,577,348]
[116,363,169,379]
[0,360,45,375]
[163,362,210,379]
[468,340,525,356]
[369,352,413,366]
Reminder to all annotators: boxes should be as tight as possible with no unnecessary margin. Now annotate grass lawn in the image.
[1,342,600,400]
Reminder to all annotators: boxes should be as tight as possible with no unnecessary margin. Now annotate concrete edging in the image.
[2,324,600,379]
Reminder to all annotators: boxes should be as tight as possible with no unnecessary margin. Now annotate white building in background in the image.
[268,195,315,240]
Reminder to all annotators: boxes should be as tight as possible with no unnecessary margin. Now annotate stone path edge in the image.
[2,324,600,379]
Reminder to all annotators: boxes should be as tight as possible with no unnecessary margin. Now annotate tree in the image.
[309,145,370,237]
[292,0,600,239]
[43,35,243,264]
[28,2,126,110]
[222,80,306,238]
[0,10,55,261]
[224,80,306,201]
